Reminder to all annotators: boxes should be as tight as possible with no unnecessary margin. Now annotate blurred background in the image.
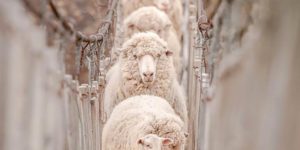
[0,0,299,150]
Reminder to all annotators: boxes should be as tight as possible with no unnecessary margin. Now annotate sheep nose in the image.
[143,72,154,78]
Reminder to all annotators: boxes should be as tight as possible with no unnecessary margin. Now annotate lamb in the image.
[137,134,173,150]
[102,95,188,150]
[123,6,182,77]
[121,0,183,37]
[103,32,188,125]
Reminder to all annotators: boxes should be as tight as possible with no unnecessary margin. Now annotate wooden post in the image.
[187,5,199,149]
[79,85,89,150]
[187,0,212,149]
[91,81,100,150]
[98,69,106,149]
[64,75,83,150]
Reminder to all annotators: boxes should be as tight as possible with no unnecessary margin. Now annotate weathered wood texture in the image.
[186,0,210,149]
[0,1,65,150]
[0,1,106,150]
[5,0,299,150]
[64,76,105,150]
[187,12,202,150]
[205,0,300,150]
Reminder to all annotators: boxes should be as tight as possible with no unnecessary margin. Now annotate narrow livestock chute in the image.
[0,0,211,149]
[2,0,300,150]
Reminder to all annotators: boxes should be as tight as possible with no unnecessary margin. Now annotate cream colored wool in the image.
[103,32,188,125]
[102,95,187,150]
[123,6,182,77]
[121,0,183,37]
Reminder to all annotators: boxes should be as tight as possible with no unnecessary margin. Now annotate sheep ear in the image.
[166,50,173,56]
[128,23,135,29]
[162,138,173,146]
[137,138,144,145]
[184,132,189,138]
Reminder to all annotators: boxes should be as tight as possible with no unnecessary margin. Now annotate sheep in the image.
[121,0,183,37]
[102,95,188,150]
[103,32,188,126]
[123,6,182,77]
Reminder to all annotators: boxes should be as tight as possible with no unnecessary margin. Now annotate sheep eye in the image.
[133,54,137,59]
[146,144,151,148]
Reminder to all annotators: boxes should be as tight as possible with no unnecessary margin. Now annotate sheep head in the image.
[121,32,173,85]
[124,7,172,40]
[137,134,173,150]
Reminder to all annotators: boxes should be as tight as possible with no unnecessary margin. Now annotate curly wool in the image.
[104,32,188,125]
[118,32,175,100]
[121,0,183,37]
[123,6,172,40]
[102,95,187,150]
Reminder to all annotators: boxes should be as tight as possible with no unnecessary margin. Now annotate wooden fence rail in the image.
[0,2,66,150]
[64,75,105,150]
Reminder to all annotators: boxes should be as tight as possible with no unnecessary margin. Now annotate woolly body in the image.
[123,6,182,76]
[103,32,188,125]
[102,95,187,150]
[121,0,183,37]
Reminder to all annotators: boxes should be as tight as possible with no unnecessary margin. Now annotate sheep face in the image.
[138,134,173,150]
[136,49,173,84]
[138,54,157,84]
[154,0,171,11]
